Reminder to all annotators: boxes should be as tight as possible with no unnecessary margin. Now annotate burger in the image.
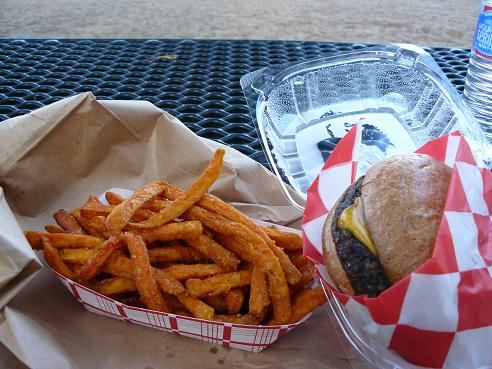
[322,153,452,297]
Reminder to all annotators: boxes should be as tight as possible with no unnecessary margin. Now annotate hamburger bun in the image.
[322,153,451,296]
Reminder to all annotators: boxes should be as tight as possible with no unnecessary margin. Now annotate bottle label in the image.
[474,4,492,58]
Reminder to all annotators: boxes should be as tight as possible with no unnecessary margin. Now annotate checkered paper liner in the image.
[52,271,306,352]
[302,124,492,368]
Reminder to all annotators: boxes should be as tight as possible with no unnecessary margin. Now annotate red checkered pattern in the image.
[302,125,492,368]
[53,272,306,352]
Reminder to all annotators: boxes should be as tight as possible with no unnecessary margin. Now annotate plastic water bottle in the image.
[463,0,492,142]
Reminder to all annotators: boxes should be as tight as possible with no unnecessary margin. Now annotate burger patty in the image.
[331,176,391,297]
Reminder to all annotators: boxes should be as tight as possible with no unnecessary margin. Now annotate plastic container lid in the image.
[241,44,491,210]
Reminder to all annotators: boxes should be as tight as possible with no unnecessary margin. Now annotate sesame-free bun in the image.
[322,153,452,295]
[361,153,451,283]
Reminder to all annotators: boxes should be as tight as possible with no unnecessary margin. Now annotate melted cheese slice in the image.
[337,197,378,256]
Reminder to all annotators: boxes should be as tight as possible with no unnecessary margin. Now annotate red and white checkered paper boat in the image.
[54,271,307,352]
[302,124,492,368]
[51,207,310,353]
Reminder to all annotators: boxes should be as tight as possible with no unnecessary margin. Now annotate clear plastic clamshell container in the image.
[241,44,492,368]
[241,44,491,211]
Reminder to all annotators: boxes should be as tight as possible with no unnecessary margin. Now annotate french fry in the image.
[249,264,270,319]
[81,196,157,224]
[264,272,292,324]
[288,287,326,324]
[53,209,84,234]
[60,248,95,264]
[105,191,124,205]
[202,227,214,239]
[214,234,259,264]
[165,294,215,320]
[177,294,214,320]
[162,294,186,311]
[96,277,136,295]
[130,208,157,222]
[123,232,170,312]
[266,245,301,285]
[136,221,203,242]
[162,263,227,281]
[153,269,188,296]
[42,238,75,279]
[213,314,260,325]
[204,295,227,313]
[72,209,108,238]
[289,253,309,269]
[106,181,166,234]
[93,192,158,222]
[224,288,244,314]
[130,149,225,228]
[77,236,124,281]
[25,231,103,250]
[185,271,251,298]
[290,263,315,294]
[105,190,167,214]
[105,252,187,296]
[298,263,315,286]
[104,251,134,279]
[143,199,169,213]
[262,226,303,252]
[185,235,240,271]
[44,224,66,233]
[80,196,114,218]
[148,246,207,263]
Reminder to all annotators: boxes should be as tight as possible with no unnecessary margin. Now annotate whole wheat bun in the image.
[322,153,451,295]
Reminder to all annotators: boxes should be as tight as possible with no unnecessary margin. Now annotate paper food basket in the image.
[52,189,310,353]
[53,271,307,353]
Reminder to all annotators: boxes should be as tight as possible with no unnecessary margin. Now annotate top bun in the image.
[361,153,452,283]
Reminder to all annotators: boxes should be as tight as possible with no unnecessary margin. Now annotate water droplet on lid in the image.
[293,76,303,85]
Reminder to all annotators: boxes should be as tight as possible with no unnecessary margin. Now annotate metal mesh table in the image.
[0,39,471,167]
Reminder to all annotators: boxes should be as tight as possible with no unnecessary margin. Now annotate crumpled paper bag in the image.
[0,189,42,309]
[0,92,371,369]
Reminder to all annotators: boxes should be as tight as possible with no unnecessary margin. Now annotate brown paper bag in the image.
[0,92,370,369]
[0,188,42,309]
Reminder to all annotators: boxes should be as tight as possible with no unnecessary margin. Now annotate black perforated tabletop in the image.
[0,39,471,167]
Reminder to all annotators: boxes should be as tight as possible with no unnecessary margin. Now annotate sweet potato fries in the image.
[26,148,325,325]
